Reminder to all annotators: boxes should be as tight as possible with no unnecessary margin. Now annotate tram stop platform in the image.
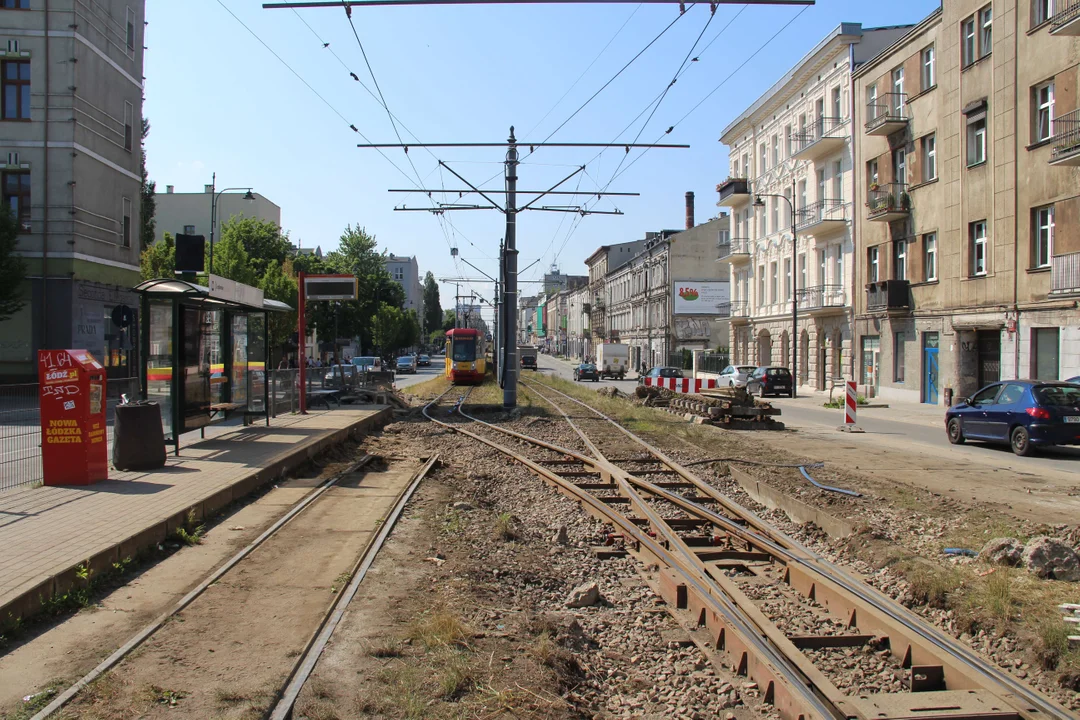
[0,405,393,628]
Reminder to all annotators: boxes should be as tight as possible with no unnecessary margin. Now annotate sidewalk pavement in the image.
[773,388,948,429]
[0,405,391,627]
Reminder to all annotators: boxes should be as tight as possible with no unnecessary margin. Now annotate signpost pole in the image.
[298,272,307,415]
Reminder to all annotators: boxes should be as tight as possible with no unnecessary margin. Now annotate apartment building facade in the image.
[566,283,589,360]
[383,253,423,317]
[153,184,281,245]
[718,23,911,393]
[0,0,145,381]
[852,2,1080,404]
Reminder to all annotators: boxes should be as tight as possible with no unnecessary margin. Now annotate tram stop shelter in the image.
[133,277,293,455]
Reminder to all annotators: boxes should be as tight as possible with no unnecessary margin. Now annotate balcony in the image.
[865,93,909,136]
[1050,109,1080,166]
[1050,251,1080,295]
[716,177,751,208]
[725,238,752,265]
[865,279,911,313]
[866,183,910,222]
[729,300,750,322]
[797,284,846,314]
[1051,0,1080,34]
[796,199,848,236]
[792,117,847,161]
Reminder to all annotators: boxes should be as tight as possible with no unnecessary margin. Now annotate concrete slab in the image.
[0,406,392,627]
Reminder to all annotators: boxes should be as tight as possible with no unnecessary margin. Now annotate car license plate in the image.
[775,385,788,390]
[1066,416,1080,423]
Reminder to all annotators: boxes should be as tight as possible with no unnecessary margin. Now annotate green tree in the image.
[207,229,257,286]
[139,116,156,251]
[400,309,421,350]
[442,309,457,331]
[422,271,442,335]
[140,231,175,280]
[218,217,293,280]
[372,304,404,356]
[0,204,27,322]
[260,258,298,355]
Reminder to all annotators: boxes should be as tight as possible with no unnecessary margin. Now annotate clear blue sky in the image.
[146,0,939,317]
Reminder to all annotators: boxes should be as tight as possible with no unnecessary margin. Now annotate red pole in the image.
[298,271,307,414]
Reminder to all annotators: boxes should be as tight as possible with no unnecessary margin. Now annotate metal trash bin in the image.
[943,387,954,407]
[112,401,166,471]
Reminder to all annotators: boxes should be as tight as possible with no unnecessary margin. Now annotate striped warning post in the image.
[838,381,864,432]
[642,377,718,394]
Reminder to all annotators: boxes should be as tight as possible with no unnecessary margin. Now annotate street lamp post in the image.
[753,179,799,398]
[208,172,256,275]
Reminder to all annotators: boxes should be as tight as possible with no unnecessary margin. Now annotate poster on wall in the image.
[672,281,731,315]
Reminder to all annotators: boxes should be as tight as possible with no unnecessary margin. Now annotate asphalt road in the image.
[534,354,1080,478]
[392,357,446,389]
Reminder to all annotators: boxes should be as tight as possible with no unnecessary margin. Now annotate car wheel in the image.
[1010,426,1034,456]
[946,417,965,445]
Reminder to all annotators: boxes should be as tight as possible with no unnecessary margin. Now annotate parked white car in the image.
[717,364,759,388]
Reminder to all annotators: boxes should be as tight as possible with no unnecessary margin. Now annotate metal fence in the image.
[699,352,731,375]
[1,376,139,493]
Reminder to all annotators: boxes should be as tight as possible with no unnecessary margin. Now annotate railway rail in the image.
[30,450,437,720]
[425,379,1070,720]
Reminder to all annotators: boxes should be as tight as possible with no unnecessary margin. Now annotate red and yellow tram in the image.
[444,328,486,385]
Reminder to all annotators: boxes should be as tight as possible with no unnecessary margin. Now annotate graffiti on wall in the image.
[673,317,711,341]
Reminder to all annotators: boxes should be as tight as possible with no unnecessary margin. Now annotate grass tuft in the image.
[494,512,517,541]
[407,609,469,649]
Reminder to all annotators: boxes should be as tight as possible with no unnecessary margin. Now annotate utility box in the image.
[38,349,108,486]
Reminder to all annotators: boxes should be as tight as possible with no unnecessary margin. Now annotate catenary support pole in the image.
[298,271,307,414]
[503,127,519,408]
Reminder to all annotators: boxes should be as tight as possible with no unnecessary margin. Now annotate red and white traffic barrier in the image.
[643,377,718,394]
[838,380,864,433]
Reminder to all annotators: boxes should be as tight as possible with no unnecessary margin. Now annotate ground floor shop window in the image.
[894,332,906,383]
[1031,327,1059,381]
[861,336,880,387]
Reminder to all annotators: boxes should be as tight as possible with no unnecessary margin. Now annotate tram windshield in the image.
[452,339,477,362]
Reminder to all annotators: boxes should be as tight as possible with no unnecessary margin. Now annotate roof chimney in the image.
[166,185,174,194]
[204,184,213,193]
[685,191,695,230]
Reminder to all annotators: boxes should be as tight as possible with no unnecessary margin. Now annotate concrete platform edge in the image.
[0,407,393,630]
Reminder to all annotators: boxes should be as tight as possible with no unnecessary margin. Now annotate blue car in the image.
[945,381,1080,456]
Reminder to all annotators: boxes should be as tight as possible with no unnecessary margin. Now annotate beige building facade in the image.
[852,2,1080,405]
[719,23,912,393]
[153,184,281,246]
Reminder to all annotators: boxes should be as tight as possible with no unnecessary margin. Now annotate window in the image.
[818,249,826,284]
[832,160,842,200]
[980,6,992,57]
[817,168,826,201]
[799,253,806,290]
[1033,205,1054,268]
[891,66,905,114]
[2,170,30,231]
[1032,328,1059,380]
[894,332,906,383]
[124,101,133,152]
[922,134,937,181]
[771,198,778,234]
[183,224,195,235]
[1035,81,1054,142]
[772,134,779,165]
[2,60,30,120]
[924,233,937,281]
[868,246,880,282]
[962,16,976,67]
[759,143,767,174]
[741,154,749,177]
[921,45,935,90]
[832,86,842,120]
[784,258,792,300]
[967,115,987,166]
[1034,0,1053,25]
[797,180,807,210]
[783,188,792,230]
[785,124,792,156]
[867,83,878,110]
[998,384,1026,405]
[970,385,1001,407]
[867,158,879,187]
[861,336,880,385]
[757,265,765,307]
[815,98,825,133]
[126,7,135,52]
[894,239,907,280]
[770,261,778,303]
[835,249,844,286]
[893,147,906,184]
[122,197,131,247]
[1,0,31,8]
[970,220,988,276]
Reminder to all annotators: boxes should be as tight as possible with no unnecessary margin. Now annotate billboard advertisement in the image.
[672,280,730,315]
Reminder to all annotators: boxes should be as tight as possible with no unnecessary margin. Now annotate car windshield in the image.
[580,364,595,371]
[738,366,756,374]
[397,357,412,365]
[1034,385,1080,407]
[659,368,683,378]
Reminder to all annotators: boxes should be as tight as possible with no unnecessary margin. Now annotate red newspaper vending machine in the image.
[38,349,108,485]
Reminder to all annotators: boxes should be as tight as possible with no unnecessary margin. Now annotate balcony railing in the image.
[796,199,848,232]
[866,279,911,312]
[1051,251,1080,294]
[1051,108,1080,165]
[865,93,908,135]
[729,300,750,318]
[717,177,751,206]
[792,116,846,158]
[866,183,910,221]
[1051,0,1080,32]
[797,284,845,311]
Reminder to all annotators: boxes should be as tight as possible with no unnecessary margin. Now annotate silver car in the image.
[717,364,758,388]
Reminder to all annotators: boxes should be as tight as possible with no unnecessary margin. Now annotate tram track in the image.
[426,378,1071,720]
[30,445,438,720]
